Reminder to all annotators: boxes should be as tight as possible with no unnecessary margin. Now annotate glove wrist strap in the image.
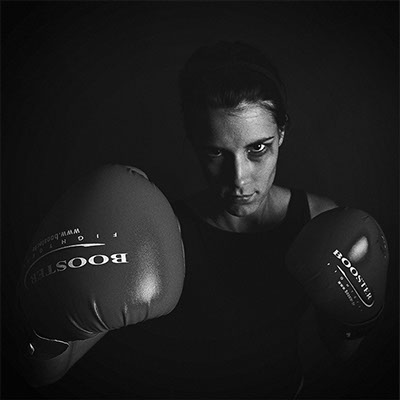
[340,306,384,340]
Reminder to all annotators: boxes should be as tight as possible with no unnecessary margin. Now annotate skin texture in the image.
[189,102,288,232]
[188,102,339,233]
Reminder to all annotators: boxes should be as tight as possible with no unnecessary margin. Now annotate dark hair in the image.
[179,41,289,136]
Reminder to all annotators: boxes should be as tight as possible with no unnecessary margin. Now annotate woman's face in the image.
[191,103,284,217]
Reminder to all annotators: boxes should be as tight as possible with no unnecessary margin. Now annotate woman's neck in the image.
[186,185,291,233]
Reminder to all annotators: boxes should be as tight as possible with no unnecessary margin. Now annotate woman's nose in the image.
[232,155,250,190]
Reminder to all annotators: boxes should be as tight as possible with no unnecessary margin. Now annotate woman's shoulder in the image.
[306,192,338,219]
[274,185,338,220]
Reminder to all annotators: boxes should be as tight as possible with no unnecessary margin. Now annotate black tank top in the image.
[41,189,312,399]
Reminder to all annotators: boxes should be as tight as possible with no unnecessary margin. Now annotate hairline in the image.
[216,100,276,115]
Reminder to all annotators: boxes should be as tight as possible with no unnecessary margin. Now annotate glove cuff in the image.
[25,330,70,360]
[340,306,384,340]
[316,305,384,341]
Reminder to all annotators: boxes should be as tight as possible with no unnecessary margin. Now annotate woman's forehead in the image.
[211,104,274,123]
[196,105,278,146]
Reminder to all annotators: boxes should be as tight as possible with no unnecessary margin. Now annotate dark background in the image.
[2,1,398,399]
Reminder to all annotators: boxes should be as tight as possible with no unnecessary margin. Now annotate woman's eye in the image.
[248,143,268,156]
[205,148,222,158]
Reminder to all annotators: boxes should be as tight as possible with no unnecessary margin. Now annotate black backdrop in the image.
[2,1,398,399]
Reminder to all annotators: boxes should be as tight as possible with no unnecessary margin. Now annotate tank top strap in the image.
[281,188,311,237]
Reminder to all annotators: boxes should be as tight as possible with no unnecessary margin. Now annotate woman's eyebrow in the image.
[201,136,275,150]
[245,136,275,147]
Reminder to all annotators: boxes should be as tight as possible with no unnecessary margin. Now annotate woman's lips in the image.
[226,193,256,204]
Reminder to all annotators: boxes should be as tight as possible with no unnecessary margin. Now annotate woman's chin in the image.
[224,201,259,217]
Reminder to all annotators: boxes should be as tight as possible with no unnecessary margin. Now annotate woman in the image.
[177,40,337,230]
[16,41,368,399]
[161,40,364,398]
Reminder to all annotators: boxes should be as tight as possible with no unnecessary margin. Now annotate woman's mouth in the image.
[226,193,256,204]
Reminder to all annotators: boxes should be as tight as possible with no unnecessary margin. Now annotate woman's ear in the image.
[278,129,285,146]
[278,113,289,146]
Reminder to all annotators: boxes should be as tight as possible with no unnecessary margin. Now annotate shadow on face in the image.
[188,103,285,217]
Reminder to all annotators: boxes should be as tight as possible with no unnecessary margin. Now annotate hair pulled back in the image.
[179,41,289,136]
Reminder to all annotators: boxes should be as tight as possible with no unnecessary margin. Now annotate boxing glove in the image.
[286,207,389,339]
[17,164,185,343]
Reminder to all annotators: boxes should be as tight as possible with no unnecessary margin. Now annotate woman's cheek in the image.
[200,159,222,183]
[254,154,278,181]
